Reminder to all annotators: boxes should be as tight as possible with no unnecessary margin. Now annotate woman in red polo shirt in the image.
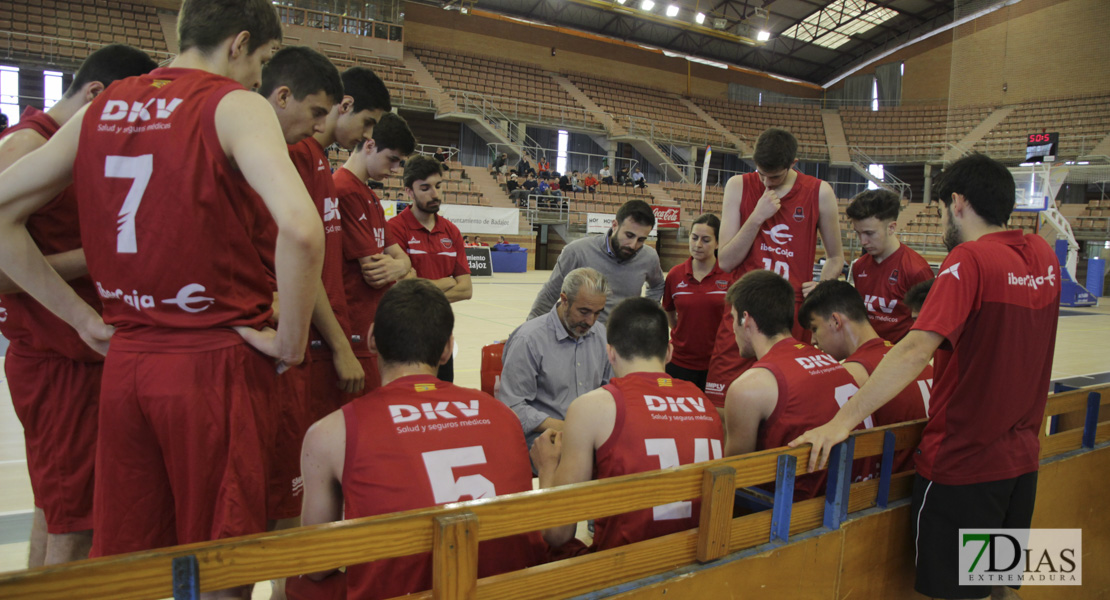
[662,213,732,391]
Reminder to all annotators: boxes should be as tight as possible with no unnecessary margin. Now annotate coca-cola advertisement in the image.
[652,205,681,229]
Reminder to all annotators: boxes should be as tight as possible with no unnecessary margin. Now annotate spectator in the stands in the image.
[617,167,632,186]
[463,235,472,246]
[559,172,571,193]
[519,154,536,178]
[570,170,585,193]
[631,167,646,189]
[549,176,563,199]
[537,156,551,178]
[475,235,487,247]
[499,235,507,244]
[490,151,508,176]
[600,165,614,185]
[536,176,551,204]
[434,147,450,163]
[583,172,599,193]
[506,173,520,194]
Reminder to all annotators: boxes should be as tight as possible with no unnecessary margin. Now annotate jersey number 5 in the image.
[105,154,153,254]
[645,437,723,521]
[422,446,497,504]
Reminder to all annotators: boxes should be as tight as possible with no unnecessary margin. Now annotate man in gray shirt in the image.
[500,267,614,449]
[528,200,664,324]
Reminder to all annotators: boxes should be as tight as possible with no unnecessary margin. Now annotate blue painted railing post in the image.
[823,438,855,530]
[876,431,896,509]
[173,555,200,600]
[770,454,796,543]
[1082,392,1101,449]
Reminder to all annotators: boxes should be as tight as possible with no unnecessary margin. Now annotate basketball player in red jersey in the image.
[794,154,1060,600]
[704,128,845,408]
[293,280,544,599]
[287,66,394,421]
[723,271,867,501]
[0,44,157,567]
[799,280,931,474]
[846,189,934,342]
[532,297,724,551]
[0,2,324,586]
[335,112,415,390]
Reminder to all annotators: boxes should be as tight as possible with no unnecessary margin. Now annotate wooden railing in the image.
[0,385,1105,600]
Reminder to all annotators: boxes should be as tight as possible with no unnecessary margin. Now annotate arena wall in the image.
[400,2,823,101]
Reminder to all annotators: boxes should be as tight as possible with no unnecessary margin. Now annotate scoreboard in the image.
[1025,132,1059,162]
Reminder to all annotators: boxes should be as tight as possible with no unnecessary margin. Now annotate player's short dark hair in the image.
[177,0,282,55]
[404,155,444,189]
[615,199,655,229]
[259,46,343,105]
[606,297,670,361]
[692,212,720,240]
[904,279,934,314]
[342,67,392,114]
[934,153,1015,227]
[373,279,453,367]
[753,128,798,171]
[368,112,416,155]
[66,44,158,98]
[846,189,901,222]
[798,280,869,328]
[725,270,795,337]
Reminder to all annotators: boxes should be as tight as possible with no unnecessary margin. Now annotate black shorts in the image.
[911,471,1038,599]
[664,362,708,392]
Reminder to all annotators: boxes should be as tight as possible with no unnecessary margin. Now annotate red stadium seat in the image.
[480,341,506,396]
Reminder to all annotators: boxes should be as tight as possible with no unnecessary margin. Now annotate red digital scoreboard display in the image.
[1025,132,1059,162]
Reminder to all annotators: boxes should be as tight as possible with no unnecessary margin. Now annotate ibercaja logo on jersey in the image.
[888,269,900,285]
[793,207,805,222]
[441,237,453,249]
[716,279,730,291]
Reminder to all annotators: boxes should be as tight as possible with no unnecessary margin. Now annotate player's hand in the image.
[801,280,818,298]
[788,420,852,473]
[79,316,114,356]
[333,348,365,394]
[529,429,563,474]
[751,189,781,224]
[235,326,303,374]
[361,254,408,288]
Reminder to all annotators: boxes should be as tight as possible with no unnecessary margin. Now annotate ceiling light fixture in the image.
[666,4,679,17]
[695,12,705,24]
[641,0,654,11]
[757,30,771,41]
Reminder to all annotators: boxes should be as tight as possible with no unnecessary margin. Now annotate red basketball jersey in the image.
[341,375,544,599]
[593,372,724,551]
[334,167,394,356]
[73,68,272,350]
[846,337,932,474]
[0,107,102,361]
[850,244,934,342]
[661,259,733,371]
[911,231,1059,485]
[752,339,867,500]
[289,138,351,357]
[705,171,824,406]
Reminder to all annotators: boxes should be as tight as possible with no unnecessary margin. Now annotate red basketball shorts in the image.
[91,343,276,556]
[5,351,101,534]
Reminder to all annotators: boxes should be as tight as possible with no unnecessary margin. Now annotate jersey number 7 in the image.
[105,154,154,254]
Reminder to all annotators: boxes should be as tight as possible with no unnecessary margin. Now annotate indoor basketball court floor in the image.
[0,270,1107,595]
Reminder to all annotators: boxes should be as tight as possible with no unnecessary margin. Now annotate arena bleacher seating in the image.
[693,97,827,161]
[840,103,995,162]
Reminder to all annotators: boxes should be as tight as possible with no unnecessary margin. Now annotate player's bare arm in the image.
[842,361,869,388]
[536,388,616,547]
[359,243,410,288]
[0,128,47,172]
[803,182,846,297]
[0,248,88,294]
[0,105,112,354]
[790,329,943,471]
[723,368,778,456]
[299,409,347,580]
[219,90,323,368]
[719,175,781,272]
[443,274,472,303]
[310,281,365,394]
[665,310,677,330]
